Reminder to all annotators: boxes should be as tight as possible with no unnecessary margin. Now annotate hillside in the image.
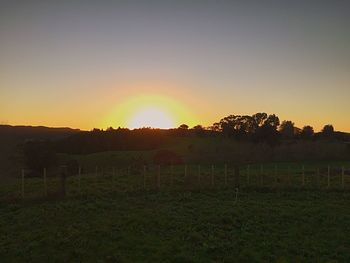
[0,125,80,178]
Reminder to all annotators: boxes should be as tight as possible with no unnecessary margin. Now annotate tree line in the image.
[190,113,340,143]
[166,112,344,144]
[21,112,349,172]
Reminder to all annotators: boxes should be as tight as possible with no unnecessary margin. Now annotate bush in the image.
[22,140,57,172]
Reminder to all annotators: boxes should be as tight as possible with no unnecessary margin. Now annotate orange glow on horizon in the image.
[102,93,198,129]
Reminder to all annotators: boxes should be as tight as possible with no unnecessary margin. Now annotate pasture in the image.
[1,188,350,262]
[1,161,350,262]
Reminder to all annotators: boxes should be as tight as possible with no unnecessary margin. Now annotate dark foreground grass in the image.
[1,189,350,262]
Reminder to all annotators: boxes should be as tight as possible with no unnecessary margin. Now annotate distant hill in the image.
[0,125,80,177]
[0,125,80,140]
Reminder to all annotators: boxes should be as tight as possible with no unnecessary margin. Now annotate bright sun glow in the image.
[128,106,174,129]
[102,93,197,129]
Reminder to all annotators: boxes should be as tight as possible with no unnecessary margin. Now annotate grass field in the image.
[1,161,350,262]
[1,189,350,262]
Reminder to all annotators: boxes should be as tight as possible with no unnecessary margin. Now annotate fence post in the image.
[224,164,228,186]
[317,168,320,188]
[327,165,330,188]
[211,165,214,187]
[247,165,250,185]
[342,166,345,189]
[184,165,187,178]
[287,166,291,185]
[21,169,25,199]
[143,165,146,190]
[260,164,264,186]
[234,165,240,188]
[274,164,277,185]
[198,165,201,187]
[95,166,98,177]
[43,167,47,196]
[60,166,67,197]
[78,166,82,194]
[302,165,305,187]
[157,165,161,190]
[170,164,174,187]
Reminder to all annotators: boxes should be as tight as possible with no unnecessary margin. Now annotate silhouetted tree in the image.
[280,121,295,138]
[219,115,237,137]
[322,124,334,138]
[208,122,220,132]
[264,114,280,128]
[300,125,314,139]
[216,115,254,138]
[193,125,205,136]
[178,124,189,130]
[215,112,281,143]
[193,125,203,130]
[254,114,280,145]
[252,112,268,132]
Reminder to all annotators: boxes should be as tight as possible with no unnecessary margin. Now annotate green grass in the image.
[1,189,350,262]
[1,161,350,262]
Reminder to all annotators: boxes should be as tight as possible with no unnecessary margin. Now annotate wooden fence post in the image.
[224,164,228,186]
[317,168,320,188]
[60,166,67,197]
[211,165,214,187]
[78,166,82,194]
[247,165,250,185]
[274,164,277,184]
[184,165,187,178]
[157,165,161,190]
[327,165,330,188]
[43,167,47,196]
[143,165,146,190]
[260,164,264,186]
[198,165,201,187]
[170,164,174,187]
[302,165,305,187]
[287,166,291,185]
[21,169,25,199]
[342,166,345,189]
[234,165,240,188]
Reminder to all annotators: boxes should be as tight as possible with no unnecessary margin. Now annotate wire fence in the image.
[1,163,350,203]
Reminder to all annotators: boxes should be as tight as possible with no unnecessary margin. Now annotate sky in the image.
[1,0,349,131]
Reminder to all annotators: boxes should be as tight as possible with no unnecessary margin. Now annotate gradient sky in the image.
[1,0,349,131]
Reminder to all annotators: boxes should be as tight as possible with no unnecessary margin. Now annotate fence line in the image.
[2,163,350,202]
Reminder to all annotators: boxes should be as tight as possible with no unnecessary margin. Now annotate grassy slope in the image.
[1,189,350,262]
[61,136,350,169]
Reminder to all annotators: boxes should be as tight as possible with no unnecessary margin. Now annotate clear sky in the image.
[1,0,349,131]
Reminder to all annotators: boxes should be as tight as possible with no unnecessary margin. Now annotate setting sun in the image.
[128,106,174,129]
[103,94,197,129]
